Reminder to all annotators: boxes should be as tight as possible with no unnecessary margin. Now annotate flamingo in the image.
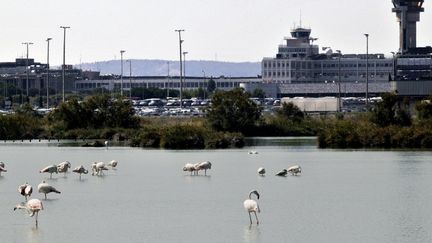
[39,165,58,179]
[195,161,212,176]
[91,162,108,176]
[72,165,88,179]
[0,161,6,176]
[37,181,61,200]
[276,169,288,177]
[183,163,196,175]
[57,161,71,175]
[257,167,266,176]
[14,198,44,228]
[287,165,302,176]
[243,190,261,225]
[108,160,118,168]
[0,166,6,176]
[18,182,33,201]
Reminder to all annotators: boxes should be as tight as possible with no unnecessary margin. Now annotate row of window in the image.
[263,61,393,69]
[263,71,390,78]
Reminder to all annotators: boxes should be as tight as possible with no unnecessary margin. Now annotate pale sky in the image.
[1,0,431,65]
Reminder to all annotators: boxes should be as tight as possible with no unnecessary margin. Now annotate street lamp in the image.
[202,70,206,99]
[120,50,126,97]
[46,38,52,109]
[22,42,33,98]
[60,26,70,102]
[364,33,369,110]
[390,51,396,81]
[336,50,342,112]
[126,59,132,99]
[166,61,170,98]
[175,29,185,108]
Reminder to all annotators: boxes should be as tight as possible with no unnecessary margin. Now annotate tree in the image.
[207,78,216,94]
[251,88,266,99]
[416,98,432,120]
[371,92,411,127]
[276,102,304,122]
[207,88,261,133]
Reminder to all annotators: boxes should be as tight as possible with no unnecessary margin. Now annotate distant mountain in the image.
[76,59,261,77]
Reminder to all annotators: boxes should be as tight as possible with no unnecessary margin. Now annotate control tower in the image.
[392,0,424,54]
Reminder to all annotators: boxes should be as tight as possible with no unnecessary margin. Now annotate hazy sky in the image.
[2,0,431,65]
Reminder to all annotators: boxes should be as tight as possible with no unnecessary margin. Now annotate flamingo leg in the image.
[44,193,47,200]
[254,212,259,225]
[35,212,38,228]
[50,173,52,179]
[248,212,252,225]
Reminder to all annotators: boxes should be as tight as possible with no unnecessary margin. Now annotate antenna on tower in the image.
[299,10,302,27]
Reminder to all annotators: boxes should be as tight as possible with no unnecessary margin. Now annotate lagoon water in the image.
[1,138,432,243]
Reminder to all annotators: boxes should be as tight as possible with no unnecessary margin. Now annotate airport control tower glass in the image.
[392,0,424,53]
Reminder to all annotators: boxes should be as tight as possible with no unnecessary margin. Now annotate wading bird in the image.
[37,181,61,200]
[91,162,108,176]
[243,190,261,225]
[57,161,71,175]
[257,167,266,176]
[108,160,118,168]
[72,165,88,179]
[14,198,44,228]
[39,165,58,179]
[183,163,196,175]
[287,165,302,176]
[0,161,6,175]
[194,161,212,176]
[18,182,33,201]
[276,169,288,177]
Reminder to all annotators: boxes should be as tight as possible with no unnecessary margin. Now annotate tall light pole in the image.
[46,38,52,109]
[126,59,132,99]
[120,50,126,97]
[22,42,33,98]
[175,29,185,108]
[336,50,342,112]
[390,51,396,81]
[202,70,206,99]
[60,26,70,102]
[167,61,170,98]
[364,33,369,110]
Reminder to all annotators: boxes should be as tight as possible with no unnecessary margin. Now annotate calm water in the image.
[1,139,432,243]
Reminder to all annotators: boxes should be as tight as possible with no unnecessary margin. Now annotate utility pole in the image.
[60,26,70,102]
[120,50,126,97]
[175,29,185,108]
[126,59,132,99]
[336,50,342,112]
[46,38,52,109]
[364,33,369,110]
[22,42,33,99]
[167,61,170,98]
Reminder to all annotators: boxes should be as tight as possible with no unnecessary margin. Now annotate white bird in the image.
[14,198,44,228]
[37,181,61,200]
[0,161,6,176]
[257,167,266,176]
[195,161,212,176]
[287,165,302,176]
[18,182,33,201]
[104,140,109,147]
[72,165,88,179]
[248,151,259,155]
[276,169,288,177]
[183,163,196,175]
[39,165,58,179]
[91,162,109,176]
[57,161,71,175]
[243,190,261,225]
[108,160,118,168]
